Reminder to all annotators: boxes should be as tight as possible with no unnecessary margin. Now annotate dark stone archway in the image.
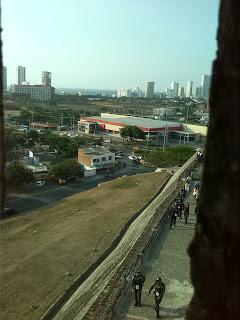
[187,0,239,319]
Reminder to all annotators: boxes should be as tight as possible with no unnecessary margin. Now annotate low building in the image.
[30,122,58,130]
[78,119,99,134]
[79,113,183,140]
[170,130,200,142]
[12,84,55,101]
[153,108,175,118]
[20,153,49,179]
[78,146,115,170]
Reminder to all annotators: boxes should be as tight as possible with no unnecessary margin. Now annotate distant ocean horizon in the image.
[56,88,117,96]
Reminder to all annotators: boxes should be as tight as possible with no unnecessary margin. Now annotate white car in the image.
[115,154,122,159]
[36,181,46,188]
[128,155,137,161]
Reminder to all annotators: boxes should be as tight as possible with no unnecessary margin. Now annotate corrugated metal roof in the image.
[85,115,181,129]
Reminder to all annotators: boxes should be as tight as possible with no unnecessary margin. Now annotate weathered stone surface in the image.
[187,0,239,319]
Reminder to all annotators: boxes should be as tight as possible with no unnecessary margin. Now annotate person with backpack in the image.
[132,270,145,307]
[148,277,165,319]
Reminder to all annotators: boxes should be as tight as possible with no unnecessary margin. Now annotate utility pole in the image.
[72,115,75,133]
[184,105,190,145]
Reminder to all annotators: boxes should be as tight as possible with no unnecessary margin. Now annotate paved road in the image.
[5,163,154,214]
[114,182,198,319]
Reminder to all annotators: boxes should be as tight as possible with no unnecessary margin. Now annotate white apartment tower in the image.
[117,88,132,98]
[17,66,26,85]
[186,81,193,98]
[170,81,179,98]
[42,71,52,86]
[201,74,211,98]
[178,86,185,98]
[146,81,155,98]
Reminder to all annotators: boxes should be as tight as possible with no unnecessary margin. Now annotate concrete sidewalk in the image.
[114,191,197,320]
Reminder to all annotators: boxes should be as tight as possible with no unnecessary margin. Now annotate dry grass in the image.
[0,172,168,320]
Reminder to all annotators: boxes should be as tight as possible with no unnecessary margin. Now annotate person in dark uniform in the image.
[148,277,165,319]
[195,205,199,222]
[132,270,145,307]
[176,200,182,218]
[169,203,177,229]
[184,202,190,225]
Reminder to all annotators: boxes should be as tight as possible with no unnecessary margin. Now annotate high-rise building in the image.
[178,86,185,98]
[12,84,55,101]
[201,74,211,98]
[117,88,132,98]
[17,66,26,85]
[186,81,193,98]
[146,81,155,98]
[195,86,203,99]
[132,86,144,97]
[166,87,173,98]
[170,81,179,98]
[3,66,7,92]
[42,71,52,86]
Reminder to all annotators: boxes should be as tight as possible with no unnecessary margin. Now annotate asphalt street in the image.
[5,163,155,215]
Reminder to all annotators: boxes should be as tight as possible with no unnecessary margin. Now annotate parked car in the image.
[36,181,46,188]
[115,154,122,159]
[128,155,137,161]
[0,207,18,218]
[128,155,141,162]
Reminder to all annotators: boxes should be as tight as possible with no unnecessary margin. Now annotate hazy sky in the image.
[2,0,219,91]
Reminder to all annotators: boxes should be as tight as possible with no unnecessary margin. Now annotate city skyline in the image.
[2,0,219,90]
[4,65,211,95]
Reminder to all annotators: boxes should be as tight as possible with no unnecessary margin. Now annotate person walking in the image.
[148,277,165,319]
[176,200,182,218]
[132,270,145,307]
[184,181,190,193]
[184,202,190,225]
[192,187,197,199]
[169,204,177,229]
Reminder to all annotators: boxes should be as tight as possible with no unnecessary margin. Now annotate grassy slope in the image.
[0,172,168,320]
[135,146,195,167]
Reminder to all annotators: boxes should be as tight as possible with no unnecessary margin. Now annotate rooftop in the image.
[84,115,181,129]
[81,146,113,156]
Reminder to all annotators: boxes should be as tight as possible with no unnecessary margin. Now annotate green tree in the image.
[120,125,146,140]
[131,126,146,140]
[120,126,132,140]
[6,162,35,186]
[27,130,40,142]
[49,159,83,180]
[65,137,86,158]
